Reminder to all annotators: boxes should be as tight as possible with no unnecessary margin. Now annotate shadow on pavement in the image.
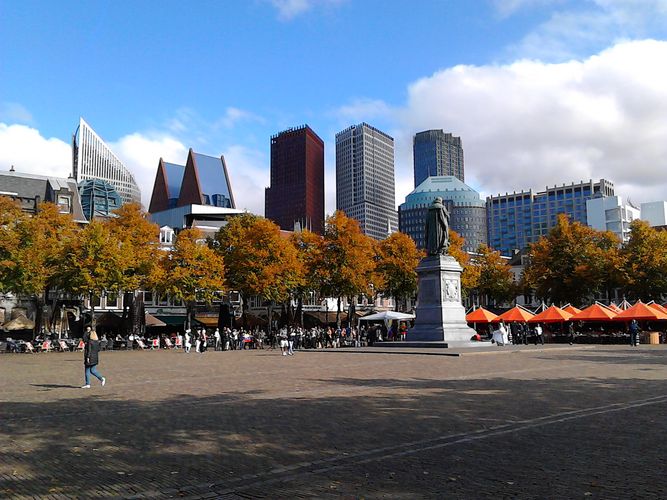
[1,358,667,498]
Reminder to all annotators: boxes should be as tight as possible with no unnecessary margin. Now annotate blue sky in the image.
[2,0,667,214]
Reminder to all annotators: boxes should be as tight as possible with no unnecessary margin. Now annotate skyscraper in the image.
[265,125,324,234]
[413,130,464,186]
[72,117,141,206]
[336,123,397,240]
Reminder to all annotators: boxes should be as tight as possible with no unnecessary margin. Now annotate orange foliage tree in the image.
[319,211,376,326]
[158,228,226,329]
[216,214,304,327]
[376,232,422,311]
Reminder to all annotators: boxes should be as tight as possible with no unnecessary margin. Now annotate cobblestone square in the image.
[1,345,666,498]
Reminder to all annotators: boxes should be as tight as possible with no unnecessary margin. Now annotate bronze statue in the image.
[425,197,450,255]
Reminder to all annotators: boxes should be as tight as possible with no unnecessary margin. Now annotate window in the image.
[57,195,71,213]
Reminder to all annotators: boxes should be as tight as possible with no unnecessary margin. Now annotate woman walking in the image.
[82,328,106,389]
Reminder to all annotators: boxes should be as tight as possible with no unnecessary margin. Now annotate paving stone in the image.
[1,346,666,497]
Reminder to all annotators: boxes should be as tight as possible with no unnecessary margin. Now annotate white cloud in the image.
[220,145,269,215]
[0,103,34,125]
[215,107,265,129]
[0,123,70,177]
[392,39,667,206]
[502,0,667,60]
[334,98,393,123]
[268,0,345,21]
[109,133,189,208]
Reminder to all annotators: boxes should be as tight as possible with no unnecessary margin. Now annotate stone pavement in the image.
[1,345,666,498]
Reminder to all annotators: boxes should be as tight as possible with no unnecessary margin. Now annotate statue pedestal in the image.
[408,255,476,345]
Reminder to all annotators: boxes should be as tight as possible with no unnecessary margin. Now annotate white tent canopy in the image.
[359,311,415,322]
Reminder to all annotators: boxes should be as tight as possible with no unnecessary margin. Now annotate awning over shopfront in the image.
[154,315,186,326]
[194,315,220,327]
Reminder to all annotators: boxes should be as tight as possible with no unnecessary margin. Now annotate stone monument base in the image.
[409,254,476,344]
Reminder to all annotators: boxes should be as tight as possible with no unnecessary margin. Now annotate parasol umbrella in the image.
[145,312,166,327]
[528,305,573,323]
[466,307,499,323]
[562,304,582,315]
[614,302,667,321]
[1,313,35,331]
[571,303,617,321]
[498,306,534,323]
[649,303,667,315]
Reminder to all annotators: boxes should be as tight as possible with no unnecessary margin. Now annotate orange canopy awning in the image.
[570,304,617,321]
[466,307,499,323]
[498,306,534,323]
[649,303,667,315]
[614,302,667,321]
[528,305,573,323]
[562,305,581,315]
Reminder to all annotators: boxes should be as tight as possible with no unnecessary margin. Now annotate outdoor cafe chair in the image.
[24,342,35,353]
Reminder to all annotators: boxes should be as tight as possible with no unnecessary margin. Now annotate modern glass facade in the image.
[398,176,487,253]
[413,130,464,187]
[487,179,615,256]
[335,123,398,240]
[79,178,122,220]
[148,150,235,214]
[72,117,141,206]
[192,153,234,208]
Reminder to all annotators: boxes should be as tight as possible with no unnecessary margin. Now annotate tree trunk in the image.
[336,296,341,328]
[348,296,356,329]
[185,301,194,331]
[33,294,45,340]
[90,292,96,329]
[296,294,304,328]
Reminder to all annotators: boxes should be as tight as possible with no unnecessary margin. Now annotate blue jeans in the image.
[85,365,103,385]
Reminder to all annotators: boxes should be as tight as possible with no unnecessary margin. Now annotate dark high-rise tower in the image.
[265,125,325,234]
[413,130,464,186]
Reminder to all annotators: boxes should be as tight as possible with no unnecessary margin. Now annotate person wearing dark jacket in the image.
[82,328,106,389]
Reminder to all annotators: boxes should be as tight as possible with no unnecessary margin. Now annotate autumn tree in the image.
[448,230,479,296]
[58,220,126,327]
[318,211,376,326]
[376,232,422,311]
[621,219,667,301]
[216,214,303,327]
[1,202,79,335]
[158,228,226,329]
[0,196,25,293]
[290,229,324,325]
[107,203,160,334]
[470,244,516,306]
[524,214,623,306]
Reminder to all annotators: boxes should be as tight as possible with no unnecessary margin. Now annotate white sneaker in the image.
[101,377,106,387]
[282,352,287,356]
[81,384,90,389]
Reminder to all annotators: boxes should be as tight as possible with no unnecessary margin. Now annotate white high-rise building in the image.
[72,117,141,206]
[586,196,640,242]
[640,201,667,227]
[335,123,397,240]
